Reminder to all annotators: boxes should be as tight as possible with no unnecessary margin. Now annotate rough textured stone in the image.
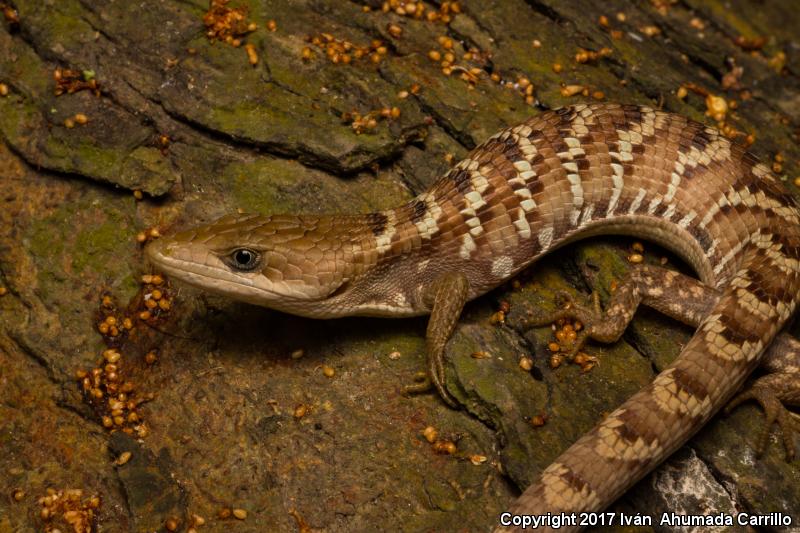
[1,1,798,532]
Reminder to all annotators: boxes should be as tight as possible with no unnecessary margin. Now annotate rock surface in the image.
[1,1,799,532]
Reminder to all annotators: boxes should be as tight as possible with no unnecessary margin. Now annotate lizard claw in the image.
[522,290,601,339]
[725,384,799,461]
[403,373,459,408]
[403,346,460,408]
[521,290,602,329]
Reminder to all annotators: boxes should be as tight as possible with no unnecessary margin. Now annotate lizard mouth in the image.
[144,238,341,312]
[145,238,273,301]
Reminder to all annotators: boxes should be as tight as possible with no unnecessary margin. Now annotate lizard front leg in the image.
[522,264,799,458]
[404,271,469,407]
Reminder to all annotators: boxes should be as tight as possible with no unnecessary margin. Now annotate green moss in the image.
[27,194,135,277]
[48,135,124,172]
[39,136,176,195]
[226,158,316,214]
[117,272,142,299]
[22,191,141,332]
[28,212,69,264]
[0,18,54,98]
[447,332,500,401]
[16,0,96,53]
[72,218,129,274]
[0,90,176,194]
[692,0,763,38]
[119,147,178,195]
[224,157,409,215]
[0,95,42,142]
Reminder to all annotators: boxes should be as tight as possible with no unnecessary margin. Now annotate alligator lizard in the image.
[146,103,800,531]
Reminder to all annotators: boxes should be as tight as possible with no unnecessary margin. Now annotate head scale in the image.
[146,214,364,317]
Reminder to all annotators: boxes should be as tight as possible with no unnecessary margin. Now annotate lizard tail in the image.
[496,237,800,532]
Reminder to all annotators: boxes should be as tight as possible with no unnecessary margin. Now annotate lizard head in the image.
[145,213,367,317]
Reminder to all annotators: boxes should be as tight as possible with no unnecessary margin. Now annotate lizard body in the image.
[147,104,800,531]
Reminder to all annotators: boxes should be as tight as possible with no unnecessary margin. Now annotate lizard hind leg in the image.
[403,271,470,408]
[520,265,721,361]
[725,334,800,461]
[522,262,800,459]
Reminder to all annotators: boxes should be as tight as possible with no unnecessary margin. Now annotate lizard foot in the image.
[521,290,603,361]
[725,384,799,461]
[407,271,468,408]
[403,369,459,408]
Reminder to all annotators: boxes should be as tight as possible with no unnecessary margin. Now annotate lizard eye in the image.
[228,248,261,271]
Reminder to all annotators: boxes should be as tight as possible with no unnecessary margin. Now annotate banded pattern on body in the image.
[368,104,799,302]
[147,104,800,531]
